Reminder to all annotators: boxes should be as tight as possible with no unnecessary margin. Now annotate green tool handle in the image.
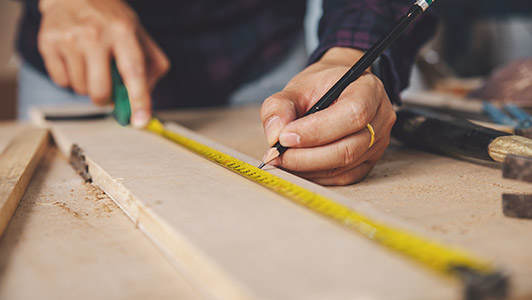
[111,61,132,126]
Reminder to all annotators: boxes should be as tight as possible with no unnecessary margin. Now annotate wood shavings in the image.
[34,201,82,219]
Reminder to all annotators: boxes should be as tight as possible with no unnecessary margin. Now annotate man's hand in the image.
[260,48,396,186]
[38,0,170,127]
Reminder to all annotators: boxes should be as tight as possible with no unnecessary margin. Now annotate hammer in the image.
[392,107,532,163]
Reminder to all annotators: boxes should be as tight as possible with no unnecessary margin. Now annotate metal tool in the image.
[483,102,532,138]
[504,104,532,138]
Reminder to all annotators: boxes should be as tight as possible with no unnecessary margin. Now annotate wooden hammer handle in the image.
[392,108,510,161]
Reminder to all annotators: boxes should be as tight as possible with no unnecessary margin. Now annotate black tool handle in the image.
[392,108,511,161]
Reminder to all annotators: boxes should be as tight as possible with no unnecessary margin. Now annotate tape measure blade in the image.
[159,120,505,296]
[163,122,400,222]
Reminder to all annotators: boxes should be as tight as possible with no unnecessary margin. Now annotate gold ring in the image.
[366,123,375,149]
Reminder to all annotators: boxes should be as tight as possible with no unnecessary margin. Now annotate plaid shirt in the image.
[17,0,436,108]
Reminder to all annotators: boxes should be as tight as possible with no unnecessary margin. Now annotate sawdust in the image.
[459,175,517,190]
[35,201,82,219]
[83,183,119,216]
[31,183,118,219]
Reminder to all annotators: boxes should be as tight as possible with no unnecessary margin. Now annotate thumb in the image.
[260,90,302,146]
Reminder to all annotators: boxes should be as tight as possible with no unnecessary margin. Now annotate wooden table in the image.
[1,105,531,299]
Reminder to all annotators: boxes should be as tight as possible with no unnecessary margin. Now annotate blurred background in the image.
[0,0,21,120]
[409,0,532,98]
[0,0,530,121]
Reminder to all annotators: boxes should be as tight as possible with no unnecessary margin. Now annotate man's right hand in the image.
[38,0,170,127]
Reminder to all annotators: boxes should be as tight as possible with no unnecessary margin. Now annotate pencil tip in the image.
[258,147,281,169]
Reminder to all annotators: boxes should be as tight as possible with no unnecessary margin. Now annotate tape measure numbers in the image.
[147,118,508,299]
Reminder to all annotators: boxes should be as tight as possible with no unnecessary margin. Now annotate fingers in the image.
[86,49,112,105]
[276,122,388,173]
[286,141,387,186]
[113,30,151,128]
[314,162,373,186]
[260,91,306,146]
[286,139,388,179]
[275,100,390,172]
[38,21,109,102]
[311,157,377,186]
[40,47,69,88]
[38,29,70,88]
[260,47,396,186]
[278,73,384,148]
[37,2,163,128]
[61,47,87,95]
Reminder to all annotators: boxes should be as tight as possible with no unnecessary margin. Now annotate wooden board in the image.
[0,125,48,236]
[30,107,467,300]
[0,126,202,300]
[161,105,532,299]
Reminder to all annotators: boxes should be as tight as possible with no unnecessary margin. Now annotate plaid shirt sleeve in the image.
[310,0,438,105]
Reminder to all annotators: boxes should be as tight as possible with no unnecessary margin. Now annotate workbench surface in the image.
[0,123,201,300]
[1,105,531,299]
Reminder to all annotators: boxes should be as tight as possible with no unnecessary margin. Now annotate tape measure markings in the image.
[146,118,504,293]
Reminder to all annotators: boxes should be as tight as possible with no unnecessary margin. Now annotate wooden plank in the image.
[0,125,48,236]
[0,144,203,300]
[32,108,459,300]
[162,105,532,299]
[0,122,22,151]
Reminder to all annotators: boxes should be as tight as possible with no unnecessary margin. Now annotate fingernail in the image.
[279,132,300,147]
[132,109,150,128]
[264,116,281,145]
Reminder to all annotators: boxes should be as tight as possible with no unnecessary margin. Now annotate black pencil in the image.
[258,0,436,169]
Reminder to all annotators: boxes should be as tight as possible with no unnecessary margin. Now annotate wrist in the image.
[39,0,73,12]
[319,47,366,67]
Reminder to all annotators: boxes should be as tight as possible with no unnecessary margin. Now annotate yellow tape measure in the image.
[147,118,507,299]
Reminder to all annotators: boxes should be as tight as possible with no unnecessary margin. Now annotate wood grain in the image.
[29,105,532,299]
[163,105,532,299]
[0,126,48,236]
[31,108,461,300]
[0,145,202,300]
